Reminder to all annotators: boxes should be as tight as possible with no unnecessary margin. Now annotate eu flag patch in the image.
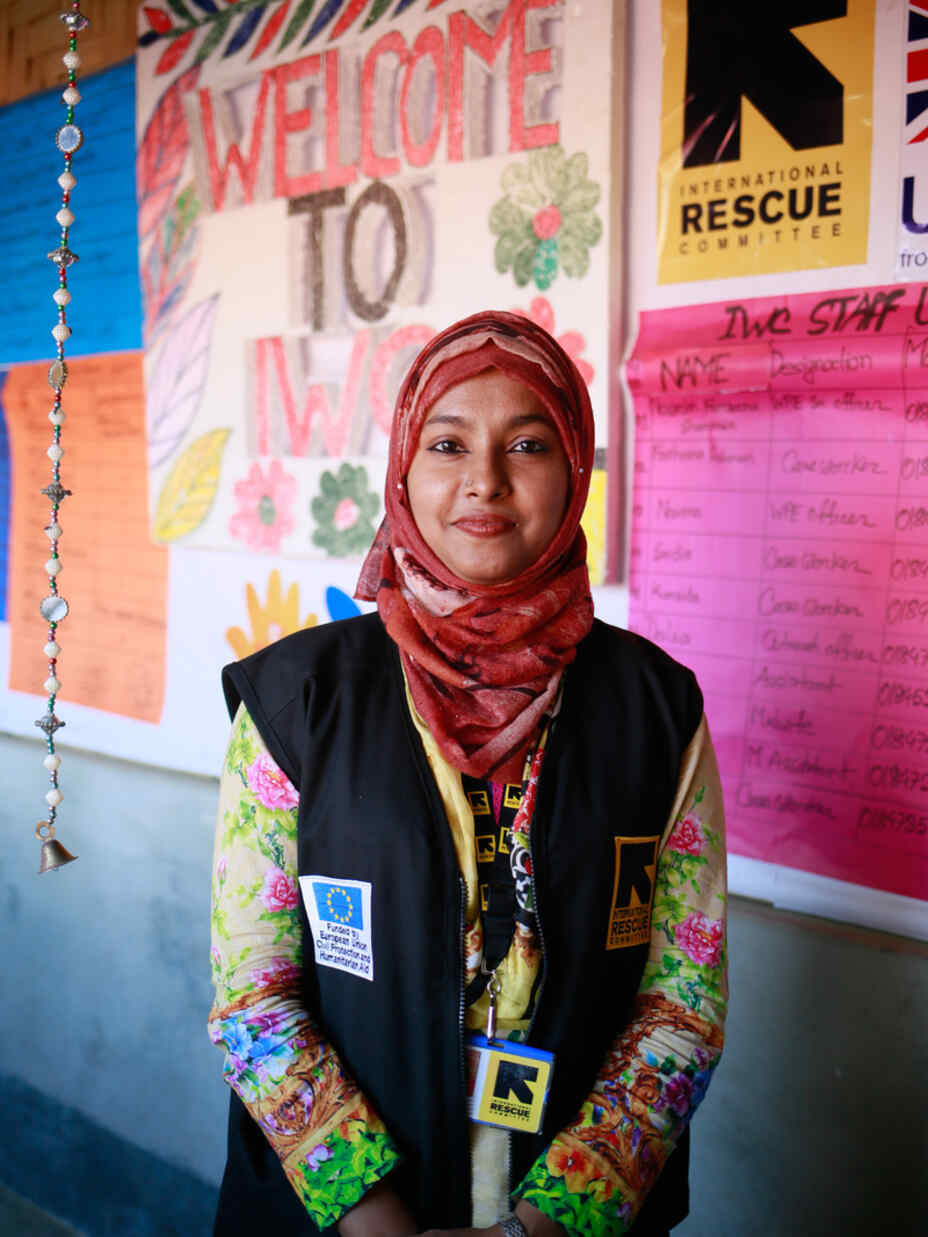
[312,882,363,928]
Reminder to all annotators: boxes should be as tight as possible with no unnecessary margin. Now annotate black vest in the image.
[215,615,702,1236]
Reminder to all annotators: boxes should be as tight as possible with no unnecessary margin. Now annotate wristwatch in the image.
[497,1213,529,1237]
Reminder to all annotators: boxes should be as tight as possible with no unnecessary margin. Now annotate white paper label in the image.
[300,875,373,981]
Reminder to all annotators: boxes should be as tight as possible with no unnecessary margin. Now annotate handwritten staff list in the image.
[628,284,928,903]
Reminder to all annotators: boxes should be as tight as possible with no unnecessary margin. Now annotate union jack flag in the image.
[906,1,928,143]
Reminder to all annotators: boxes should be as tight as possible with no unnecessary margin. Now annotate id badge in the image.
[466,1032,555,1134]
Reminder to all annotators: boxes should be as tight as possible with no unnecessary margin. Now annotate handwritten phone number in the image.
[882,645,928,669]
[867,763,928,794]
[885,599,928,627]
[858,806,928,837]
[877,681,928,710]
[871,724,928,756]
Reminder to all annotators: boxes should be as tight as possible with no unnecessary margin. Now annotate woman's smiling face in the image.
[405,368,570,585]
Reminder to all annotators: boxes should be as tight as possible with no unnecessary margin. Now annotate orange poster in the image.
[6,353,168,722]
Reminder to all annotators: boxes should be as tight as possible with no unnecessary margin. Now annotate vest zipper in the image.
[394,642,474,1224]
[458,873,467,1090]
[458,872,474,1217]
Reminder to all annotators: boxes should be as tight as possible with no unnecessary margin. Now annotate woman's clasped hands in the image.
[337,1183,565,1237]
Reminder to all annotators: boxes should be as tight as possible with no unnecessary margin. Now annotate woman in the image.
[209,311,727,1237]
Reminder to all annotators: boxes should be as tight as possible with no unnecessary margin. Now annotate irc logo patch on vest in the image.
[606,836,660,950]
[300,875,374,981]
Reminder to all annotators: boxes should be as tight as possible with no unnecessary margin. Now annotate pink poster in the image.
[627,283,928,903]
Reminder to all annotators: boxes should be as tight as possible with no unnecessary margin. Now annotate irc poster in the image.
[657,1,875,284]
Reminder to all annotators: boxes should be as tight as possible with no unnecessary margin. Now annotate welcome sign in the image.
[136,0,617,564]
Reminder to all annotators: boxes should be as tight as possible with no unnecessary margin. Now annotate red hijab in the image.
[356,311,595,782]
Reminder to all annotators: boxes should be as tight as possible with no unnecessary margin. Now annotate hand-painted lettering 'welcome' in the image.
[185,0,562,214]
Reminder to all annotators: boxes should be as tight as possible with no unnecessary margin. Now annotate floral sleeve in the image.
[209,705,402,1228]
[512,715,727,1237]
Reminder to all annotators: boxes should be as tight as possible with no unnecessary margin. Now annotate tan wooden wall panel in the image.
[0,0,138,107]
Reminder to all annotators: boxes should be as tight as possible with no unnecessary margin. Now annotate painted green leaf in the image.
[502,163,545,209]
[165,0,196,21]
[489,197,525,235]
[494,232,522,272]
[363,0,393,27]
[513,240,537,286]
[561,179,602,213]
[561,211,603,247]
[194,8,234,64]
[279,0,317,50]
[531,145,567,200]
[559,232,590,278]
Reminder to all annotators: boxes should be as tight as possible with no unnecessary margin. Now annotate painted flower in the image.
[311,463,380,557]
[546,1142,595,1193]
[490,145,603,290]
[657,1073,694,1117]
[667,812,705,857]
[674,911,724,968]
[226,569,317,660]
[246,753,300,811]
[229,460,298,552]
[532,204,562,239]
[250,957,301,989]
[215,855,228,882]
[513,296,594,385]
[261,866,299,913]
[305,1143,333,1172]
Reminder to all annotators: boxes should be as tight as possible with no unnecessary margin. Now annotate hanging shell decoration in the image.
[36,2,90,874]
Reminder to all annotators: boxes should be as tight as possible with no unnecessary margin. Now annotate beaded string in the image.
[35,2,89,872]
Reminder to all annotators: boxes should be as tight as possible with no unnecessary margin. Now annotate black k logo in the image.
[683,2,847,167]
[493,1060,538,1105]
[615,839,658,909]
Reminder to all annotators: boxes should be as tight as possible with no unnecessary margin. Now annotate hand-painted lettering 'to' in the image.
[343,181,407,322]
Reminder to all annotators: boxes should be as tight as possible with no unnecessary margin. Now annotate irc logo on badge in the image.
[493,1060,539,1104]
[313,882,363,929]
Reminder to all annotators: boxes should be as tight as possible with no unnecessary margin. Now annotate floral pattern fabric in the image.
[513,715,727,1236]
[209,706,401,1229]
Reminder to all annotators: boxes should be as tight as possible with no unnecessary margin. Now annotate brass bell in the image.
[36,821,77,873]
